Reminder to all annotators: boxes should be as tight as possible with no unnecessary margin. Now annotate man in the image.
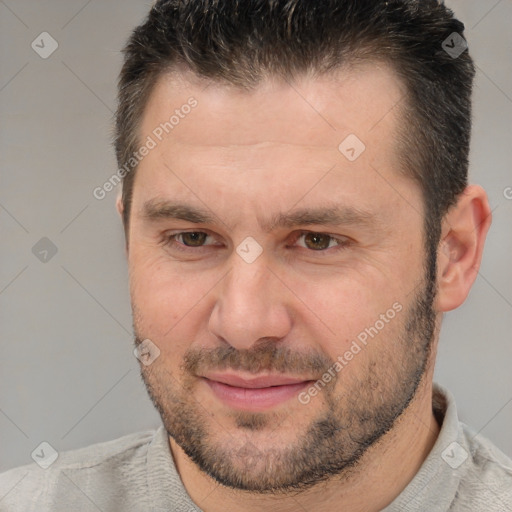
[1,0,511,510]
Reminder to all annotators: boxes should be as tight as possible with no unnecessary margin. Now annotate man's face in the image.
[126,63,438,491]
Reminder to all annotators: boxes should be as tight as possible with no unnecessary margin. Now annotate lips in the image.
[201,372,314,411]
[203,372,311,389]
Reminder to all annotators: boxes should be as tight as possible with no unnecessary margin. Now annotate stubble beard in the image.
[135,266,437,493]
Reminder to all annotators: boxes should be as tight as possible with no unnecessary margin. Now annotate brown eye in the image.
[164,230,221,255]
[293,231,350,255]
[303,233,333,251]
[178,232,208,247]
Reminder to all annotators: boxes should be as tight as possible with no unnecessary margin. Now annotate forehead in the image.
[141,61,406,149]
[131,61,419,231]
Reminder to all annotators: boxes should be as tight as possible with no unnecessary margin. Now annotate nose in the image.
[208,257,293,351]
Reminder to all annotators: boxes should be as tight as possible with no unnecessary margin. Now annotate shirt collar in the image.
[382,383,468,511]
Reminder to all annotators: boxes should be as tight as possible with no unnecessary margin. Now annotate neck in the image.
[169,380,440,512]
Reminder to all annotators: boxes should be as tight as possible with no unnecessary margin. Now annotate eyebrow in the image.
[141,199,378,233]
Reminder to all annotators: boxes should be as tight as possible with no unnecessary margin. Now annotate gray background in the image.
[1,0,511,473]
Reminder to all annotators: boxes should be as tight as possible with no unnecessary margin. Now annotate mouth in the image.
[201,372,315,411]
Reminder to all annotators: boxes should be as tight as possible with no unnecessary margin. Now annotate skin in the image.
[118,62,491,512]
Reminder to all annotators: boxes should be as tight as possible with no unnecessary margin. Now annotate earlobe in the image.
[435,185,492,312]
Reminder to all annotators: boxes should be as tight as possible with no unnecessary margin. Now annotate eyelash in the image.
[163,230,350,256]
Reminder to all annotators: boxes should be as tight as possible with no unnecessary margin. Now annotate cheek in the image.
[128,249,217,338]
[290,267,404,342]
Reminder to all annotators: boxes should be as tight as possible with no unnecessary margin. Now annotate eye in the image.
[163,230,350,256]
[292,231,350,254]
[164,231,219,252]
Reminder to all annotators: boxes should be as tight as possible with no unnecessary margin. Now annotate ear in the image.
[435,185,492,312]
[116,192,129,255]
[116,192,124,218]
